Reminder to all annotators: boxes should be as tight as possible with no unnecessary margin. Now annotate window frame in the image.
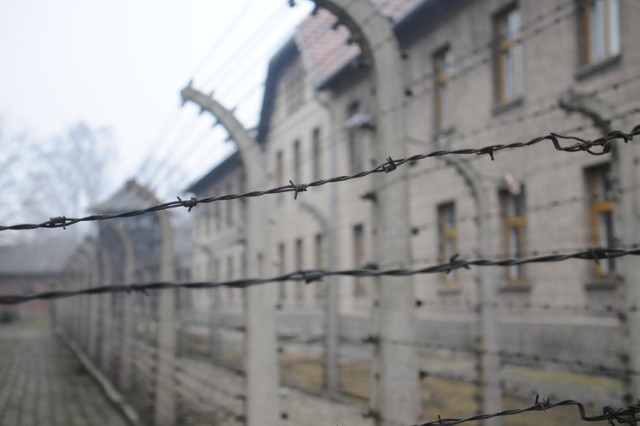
[433,45,453,131]
[346,101,364,174]
[295,238,305,302]
[499,187,527,285]
[580,0,621,66]
[437,202,459,287]
[278,242,286,301]
[293,139,301,183]
[213,198,221,231]
[227,255,234,302]
[494,4,524,105]
[314,233,325,300]
[275,150,284,205]
[226,182,233,226]
[312,127,322,181]
[352,224,366,297]
[586,164,615,278]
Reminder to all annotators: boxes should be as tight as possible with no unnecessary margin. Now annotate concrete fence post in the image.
[307,0,421,423]
[87,239,103,362]
[134,182,178,426]
[105,220,136,391]
[99,246,113,372]
[181,85,279,426]
[558,89,638,403]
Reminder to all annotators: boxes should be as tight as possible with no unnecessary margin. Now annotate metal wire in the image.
[415,395,640,425]
[1,125,637,232]
[4,246,640,305]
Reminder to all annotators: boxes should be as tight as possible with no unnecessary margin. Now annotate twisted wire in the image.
[4,246,640,305]
[415,395,640,425]
[1,125,637,232]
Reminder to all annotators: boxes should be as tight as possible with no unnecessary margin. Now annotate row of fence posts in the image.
[52,1,640,426]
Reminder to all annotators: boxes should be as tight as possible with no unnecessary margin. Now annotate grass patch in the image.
[504,364,623,390]
[279,353,324,391]
[277,351,603,425]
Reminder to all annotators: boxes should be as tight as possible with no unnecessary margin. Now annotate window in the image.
[586,164,615,277]
[346,102,364,173]
[284,60,305,113]
[438,203,458,286]
[227,255,234,302]
[213,258,220,281]
[206,253,216,280]
[204,204,212,236]
[275,150,284,186]
[213,200,221,231]
[500,186,527,283]
[278,242,286,301]
[314,233,325,300]
[226,183,233,226]
[240,252,247,280]
[495,5,524,104]
[312,128,322,181]
[295,238,305,302]
[434,47,454,130]
[275,150,284,205]
[580,0,620,65]
[293,140,301,183]
[353,224,366,297]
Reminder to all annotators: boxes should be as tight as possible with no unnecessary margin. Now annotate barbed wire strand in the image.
[4,246,640,305]
[1,125,637,232]
[415,395,640,426]
[362,334,640,379]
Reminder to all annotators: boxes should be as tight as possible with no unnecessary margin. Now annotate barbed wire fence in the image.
[4,246,640,305]
[6,121,640,425]
[1,126,637,232]
[4,0,640,423]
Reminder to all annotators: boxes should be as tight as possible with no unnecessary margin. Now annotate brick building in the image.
[188,0,640,369]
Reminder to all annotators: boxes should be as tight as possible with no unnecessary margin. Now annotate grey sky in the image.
[0,0,311,192]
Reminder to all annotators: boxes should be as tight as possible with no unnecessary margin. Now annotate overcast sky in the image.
[0,0,311,195]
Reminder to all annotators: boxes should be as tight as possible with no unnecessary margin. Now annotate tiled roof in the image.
[91,179,153,213]
[296,0,424,86]
[0,238,76,275]
[185,150,241,194]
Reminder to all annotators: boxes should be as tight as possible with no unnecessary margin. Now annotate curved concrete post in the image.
[309,1,420,423]
[611,119,640,404]
[196,245,222,360]
[97,242,113,372]
[442,156,501,419]
[86,238,111,364]
[297,201,340,395]
[133,181,177,426]
[312,91,342,398]
[559,91,638,403]
[105,221,137,392]
[74,244,93,349]
[84,238,101,361]
[181,85,279,426]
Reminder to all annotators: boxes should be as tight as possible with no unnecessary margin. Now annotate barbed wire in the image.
[362,333,637,379]
[415,395,640,425]
[5,246,640,305]
[413,296,630,316]
[1,125,637,232]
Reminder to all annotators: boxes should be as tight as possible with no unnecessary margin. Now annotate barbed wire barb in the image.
[0,125,637,232]
[415,395,640,425]
[4,246,640,305]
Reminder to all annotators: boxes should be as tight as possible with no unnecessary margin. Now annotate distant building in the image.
[0,239,74,322]
[188,0,640,367]
[186,153,247,329]
[91,179,193,328]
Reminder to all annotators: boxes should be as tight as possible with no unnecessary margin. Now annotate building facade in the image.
[189,0,640,369]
